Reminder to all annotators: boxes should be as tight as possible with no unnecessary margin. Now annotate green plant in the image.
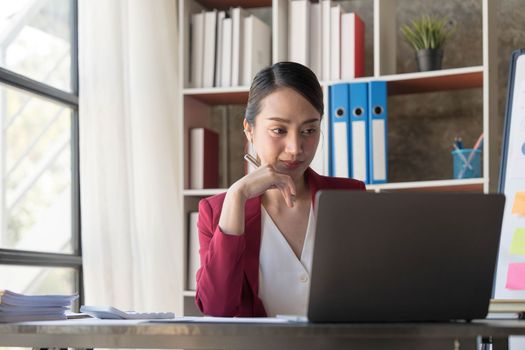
[401,15,455,51]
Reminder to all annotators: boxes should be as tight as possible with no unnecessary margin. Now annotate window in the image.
[0,0,81,305]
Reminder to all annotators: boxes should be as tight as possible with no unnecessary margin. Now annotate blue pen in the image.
[454,137,464,149]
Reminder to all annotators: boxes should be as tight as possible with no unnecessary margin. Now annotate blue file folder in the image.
[348,82,369,183]
[329,83,351,178]
[368,81,388,184]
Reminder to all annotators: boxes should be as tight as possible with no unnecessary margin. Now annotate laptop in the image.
[308,191,505,323]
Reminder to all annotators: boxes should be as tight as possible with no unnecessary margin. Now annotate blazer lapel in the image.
[306,167,321,208]
[243,196,262,295]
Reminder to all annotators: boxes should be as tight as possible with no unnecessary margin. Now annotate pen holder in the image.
[451,149,482,179]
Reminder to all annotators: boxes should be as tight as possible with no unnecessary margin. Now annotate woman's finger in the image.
[278,173,297,201]
[276,183,294,208]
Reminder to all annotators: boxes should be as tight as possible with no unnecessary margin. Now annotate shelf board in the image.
[185,67,483,105]
[184,188,226,196]
[195,0,271,10]
[183,86,249,105]
[322,66,483,95]
[183,290,197,297]
[367,178,485,192]
[386,66,484,95]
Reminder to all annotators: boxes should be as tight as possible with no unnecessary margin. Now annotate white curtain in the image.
[78,0,182,314]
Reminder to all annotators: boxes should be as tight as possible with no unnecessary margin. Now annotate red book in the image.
[341,12,365,79]
[190,128,219,189]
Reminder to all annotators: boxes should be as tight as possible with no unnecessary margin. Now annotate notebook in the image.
[307,191,505,322]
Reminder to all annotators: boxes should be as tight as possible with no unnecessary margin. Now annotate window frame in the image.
[0,0,82,306]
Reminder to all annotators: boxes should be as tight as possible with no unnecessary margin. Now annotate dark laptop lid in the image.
[308,191,505,323]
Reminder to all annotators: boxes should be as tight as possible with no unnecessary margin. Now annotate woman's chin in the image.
[277,164,308,178]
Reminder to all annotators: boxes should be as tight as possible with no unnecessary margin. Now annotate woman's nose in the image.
[285,132,303,155]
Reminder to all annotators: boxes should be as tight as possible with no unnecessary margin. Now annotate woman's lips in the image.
[280,160,303,169]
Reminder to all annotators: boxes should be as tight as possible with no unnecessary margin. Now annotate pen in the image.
[244,153,260,168]
[454,136,464,149]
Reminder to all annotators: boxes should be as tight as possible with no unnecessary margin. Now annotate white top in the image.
[258,205,316,317]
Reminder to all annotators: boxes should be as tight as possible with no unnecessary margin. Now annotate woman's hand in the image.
[218,164,296,235]
[232,164,297,208]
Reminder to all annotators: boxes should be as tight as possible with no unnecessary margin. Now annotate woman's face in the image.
[244,87,321,181]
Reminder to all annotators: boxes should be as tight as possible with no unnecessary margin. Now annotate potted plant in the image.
[401,15,455,71]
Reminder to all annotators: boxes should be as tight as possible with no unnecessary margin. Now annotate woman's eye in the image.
[302,128,317,135]
[271,128,286,135]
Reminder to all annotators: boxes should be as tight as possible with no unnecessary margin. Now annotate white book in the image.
[214,11,226,87]
[288,0,310,66]
[309,3,321,78]
[188,212,200,290]
[321,0,331,81]
[243,15,271,86]
[191,11,205,88]
[202,9,217,88]
[190,128,219,189]
[341,12,357,79]
[330,4,341,80]
[221,17,233,87]
[231,7,247,86]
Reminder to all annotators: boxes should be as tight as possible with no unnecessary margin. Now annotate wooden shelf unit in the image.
[177,0,499,316]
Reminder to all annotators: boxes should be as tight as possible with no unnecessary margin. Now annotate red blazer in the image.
[195,168,365,317]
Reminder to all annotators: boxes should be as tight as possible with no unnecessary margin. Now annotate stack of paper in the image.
[0,289,78,322]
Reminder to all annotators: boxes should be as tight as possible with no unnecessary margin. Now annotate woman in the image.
[195,62,365,317]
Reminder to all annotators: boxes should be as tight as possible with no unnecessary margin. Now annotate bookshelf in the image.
[177,0,498,315]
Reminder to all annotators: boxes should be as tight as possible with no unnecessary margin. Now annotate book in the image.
[190,128,219,189]
[202,9,218,88]
[288,0,310,66]
[341,12,365,79]
[367,81,388,184]
[214,11,226,87]
[187,212,200,290]
[321,0,331,81]
[309,2,322,78]
[242,15,271,86]
[191,11,205,88]
[489,299,525,313]
[486,312,524,320]
[348,82,369,183]
[221,17,233,87]
[330,4,341,80]
[231,7,247,86]
[329,83,350,177]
